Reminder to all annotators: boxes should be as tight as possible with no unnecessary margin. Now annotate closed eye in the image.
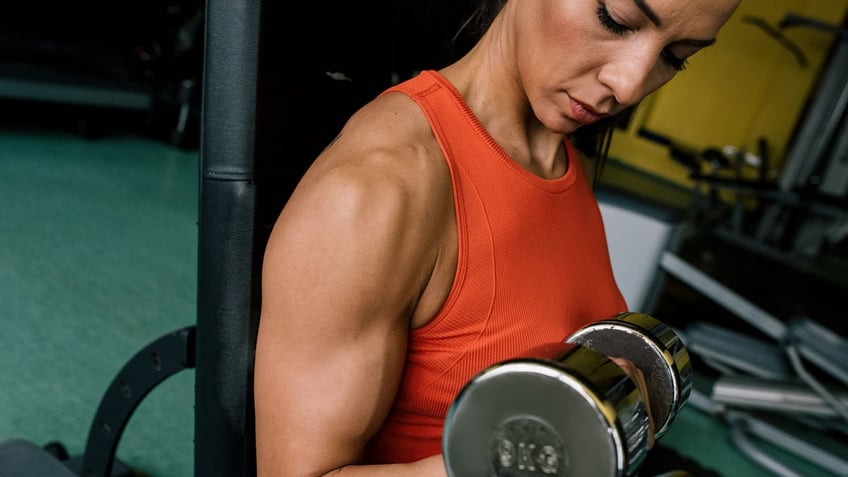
[661,49,687,71]
[598,3,689,72]
[596,5,630,36]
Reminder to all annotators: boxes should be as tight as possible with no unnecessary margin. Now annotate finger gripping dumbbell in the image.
[442,312,692,477]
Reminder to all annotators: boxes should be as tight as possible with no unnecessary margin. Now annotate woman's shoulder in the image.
[316,90,447,190]
[282,89,451,233]
[273,90,454,281]
[343,90,435,152]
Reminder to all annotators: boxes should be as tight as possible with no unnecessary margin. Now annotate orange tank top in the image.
[364,70,627,463]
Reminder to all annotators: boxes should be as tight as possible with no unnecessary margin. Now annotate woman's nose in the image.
[597,48,659,107]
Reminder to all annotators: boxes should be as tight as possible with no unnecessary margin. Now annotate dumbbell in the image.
[442,312,692,477]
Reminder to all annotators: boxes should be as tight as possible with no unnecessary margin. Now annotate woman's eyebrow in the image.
[682,38,718,48]
[634,0,661,26]
[634,0,719,47]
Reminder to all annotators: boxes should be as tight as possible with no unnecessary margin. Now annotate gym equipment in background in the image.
[676,18,848,289]
[0,1,205,146]
[0,0,260,475]
[596,181,848,476]
[662,252,848,477]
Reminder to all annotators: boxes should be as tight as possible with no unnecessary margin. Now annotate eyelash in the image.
[596,5,629,35]
[661,49,688,71]
[595,5,688,72]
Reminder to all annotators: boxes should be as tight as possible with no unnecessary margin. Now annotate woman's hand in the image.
[609,357,655,449]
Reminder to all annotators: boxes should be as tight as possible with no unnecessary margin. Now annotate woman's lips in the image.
[569,96,604,124]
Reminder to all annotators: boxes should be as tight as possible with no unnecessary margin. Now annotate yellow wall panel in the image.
[609,0,848,188]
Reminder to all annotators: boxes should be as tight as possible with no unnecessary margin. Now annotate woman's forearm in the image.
[325,455,447,477]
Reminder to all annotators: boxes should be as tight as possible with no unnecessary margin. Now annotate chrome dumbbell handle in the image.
[566,312,692,439]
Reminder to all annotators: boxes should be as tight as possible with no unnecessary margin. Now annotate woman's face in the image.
[511,0,740,133]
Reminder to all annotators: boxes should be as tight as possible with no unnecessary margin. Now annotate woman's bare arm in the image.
[254,99,452,477]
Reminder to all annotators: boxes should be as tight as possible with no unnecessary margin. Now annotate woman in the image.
[254,0,741,475]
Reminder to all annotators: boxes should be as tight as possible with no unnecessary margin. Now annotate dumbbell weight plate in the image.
[443,343,652,477]
[566,312,692,438]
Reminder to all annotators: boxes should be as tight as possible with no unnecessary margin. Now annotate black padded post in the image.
[195,0,262,476]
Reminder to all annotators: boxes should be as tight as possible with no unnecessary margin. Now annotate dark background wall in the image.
[0,1,205,143]
[0,0,482,233]
[252,0,478,234]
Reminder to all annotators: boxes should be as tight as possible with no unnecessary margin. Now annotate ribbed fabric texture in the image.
[365,70,627,463]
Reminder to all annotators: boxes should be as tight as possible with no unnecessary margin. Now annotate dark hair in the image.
[454,0,507,42]
[457,0,627,187]
[570,110,632,187]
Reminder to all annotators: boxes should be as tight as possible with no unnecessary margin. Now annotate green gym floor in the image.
[1,105,845,477]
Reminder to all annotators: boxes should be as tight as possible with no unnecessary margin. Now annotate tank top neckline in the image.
[421,69,581,194]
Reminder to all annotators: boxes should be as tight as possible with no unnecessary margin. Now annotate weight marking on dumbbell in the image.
[488,416,568,476]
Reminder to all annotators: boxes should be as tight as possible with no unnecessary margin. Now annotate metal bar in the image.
[713,375,848,416]
[659,252,786,340]
[728,410,848,476]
